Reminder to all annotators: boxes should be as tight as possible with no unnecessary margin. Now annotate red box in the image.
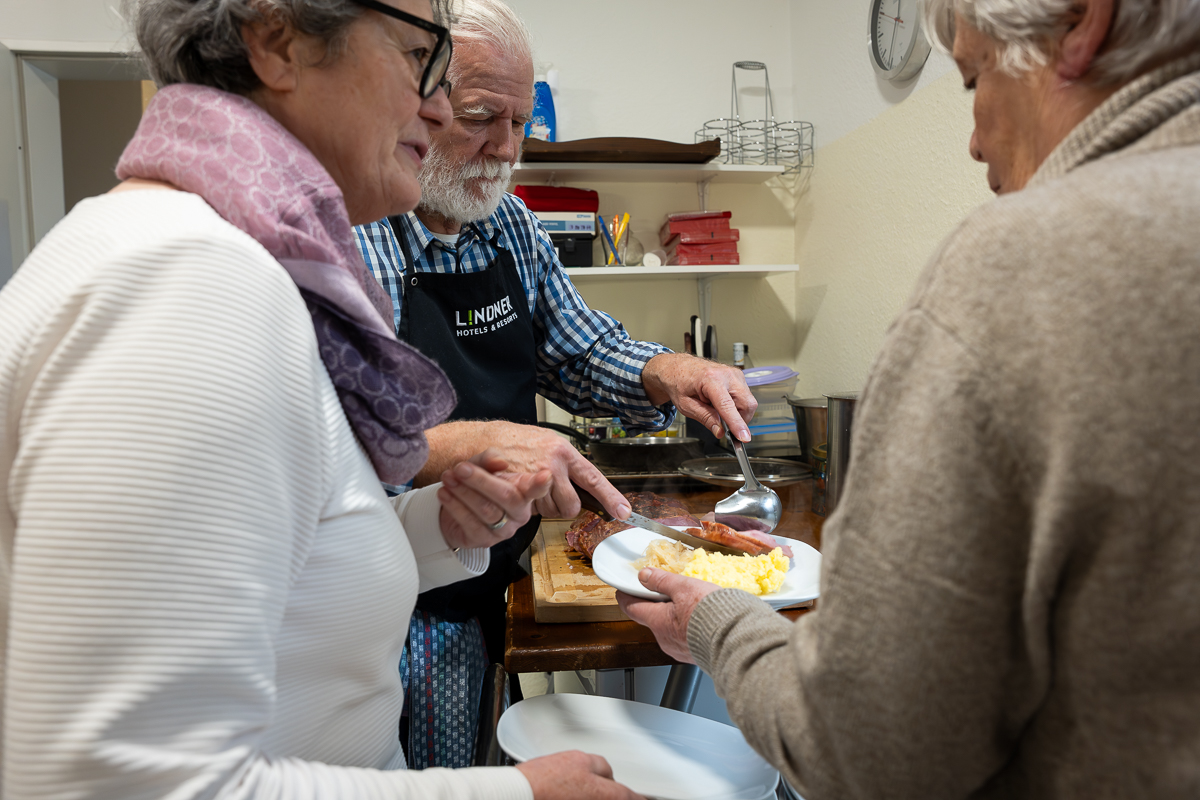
[666,228,740,246]
[513,185,599,212]
[675,242,739,256]
[667,239,739,257]
[658,211,733,246]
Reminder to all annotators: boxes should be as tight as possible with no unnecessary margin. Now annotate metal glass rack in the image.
[695,61,814,174]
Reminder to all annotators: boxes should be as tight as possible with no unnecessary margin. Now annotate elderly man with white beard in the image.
[352,0,756,770]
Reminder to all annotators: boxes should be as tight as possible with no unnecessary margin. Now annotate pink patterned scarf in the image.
[117,84,456,485]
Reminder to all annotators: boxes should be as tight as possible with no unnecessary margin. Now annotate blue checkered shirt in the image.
[353,194,674,432]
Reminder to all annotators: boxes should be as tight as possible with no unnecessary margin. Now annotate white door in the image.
[0,45,146,286]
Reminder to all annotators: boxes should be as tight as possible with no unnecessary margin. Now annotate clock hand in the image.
[888,14,897,69]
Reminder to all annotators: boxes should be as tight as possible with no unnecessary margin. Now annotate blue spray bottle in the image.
[527,68,557,142]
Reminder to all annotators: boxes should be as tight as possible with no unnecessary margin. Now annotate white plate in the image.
[592,526,820,609]
[498,693,779,800]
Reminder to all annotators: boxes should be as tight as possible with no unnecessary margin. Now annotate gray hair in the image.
[445,0,533,86]
[127,0,452,95]
[921,0,1200,85]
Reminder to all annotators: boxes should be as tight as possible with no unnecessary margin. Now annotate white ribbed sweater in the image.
[0,190,532,800]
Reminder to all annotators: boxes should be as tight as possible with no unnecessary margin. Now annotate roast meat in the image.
[565,492,699,558]
[685,520,794,558]
[698,513,794,558]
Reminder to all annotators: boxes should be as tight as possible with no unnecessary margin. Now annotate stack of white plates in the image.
[498,693,779,800]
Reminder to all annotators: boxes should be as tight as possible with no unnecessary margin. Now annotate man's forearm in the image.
[415,420,498,487]
[640,352,673,408]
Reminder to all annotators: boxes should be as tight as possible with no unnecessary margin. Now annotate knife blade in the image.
[624,509,746,557]
[572,482,748,557]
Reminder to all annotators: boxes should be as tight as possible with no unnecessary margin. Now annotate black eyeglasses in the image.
[349,0,453,98]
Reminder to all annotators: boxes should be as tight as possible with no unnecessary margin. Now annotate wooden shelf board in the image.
[511,162,784,184]
[565,264,798,281]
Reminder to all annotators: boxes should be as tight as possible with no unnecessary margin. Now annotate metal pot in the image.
[825,393,860,513]
[786,396,827,467]
[538,422,704,472]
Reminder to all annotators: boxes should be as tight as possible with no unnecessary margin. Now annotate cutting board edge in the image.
[530,522,632,623]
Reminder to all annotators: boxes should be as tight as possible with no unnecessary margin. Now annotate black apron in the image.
[391,217,540,664]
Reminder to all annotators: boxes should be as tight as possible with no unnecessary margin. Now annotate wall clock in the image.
[869,0,932,82]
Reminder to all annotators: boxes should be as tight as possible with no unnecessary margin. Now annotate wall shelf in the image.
[512,162,784,185]
[565,264,797,282]
[515,162,793,347]
[566,265,798,334]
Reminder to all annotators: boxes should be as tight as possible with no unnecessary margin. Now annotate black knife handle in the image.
[571,481,612,520]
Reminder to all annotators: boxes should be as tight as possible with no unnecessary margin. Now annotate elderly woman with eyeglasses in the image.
[0,1,642,798]
[620,0,1200,797]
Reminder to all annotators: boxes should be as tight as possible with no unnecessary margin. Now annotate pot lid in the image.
[743,365,799,387]
[678,456,811,488]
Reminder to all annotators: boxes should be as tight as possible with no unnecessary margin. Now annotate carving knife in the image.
[572,483,748,556]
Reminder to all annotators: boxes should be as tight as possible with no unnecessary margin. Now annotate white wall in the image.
[507,0,797,142]
[0,0,130,46]
[2,0,799,135]
[785,0,994,398]
[789,0,959,146]
[791,71,992,397]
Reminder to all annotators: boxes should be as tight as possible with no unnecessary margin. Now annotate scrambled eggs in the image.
[633,539,789,596]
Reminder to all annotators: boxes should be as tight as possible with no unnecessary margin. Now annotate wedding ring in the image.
[487,512,509,531]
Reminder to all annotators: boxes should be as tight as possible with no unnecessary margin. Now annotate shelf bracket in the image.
[696,176,715,212]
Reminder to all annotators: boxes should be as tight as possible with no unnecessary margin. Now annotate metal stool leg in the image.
[472,664,510,766]
[659,664,702,712]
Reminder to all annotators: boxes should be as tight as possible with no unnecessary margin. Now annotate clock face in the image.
[869,0,931,81]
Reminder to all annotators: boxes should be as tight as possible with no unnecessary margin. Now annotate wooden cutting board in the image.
[529,519,629,623]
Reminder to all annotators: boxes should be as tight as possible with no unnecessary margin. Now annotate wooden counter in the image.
[505,478,824,674]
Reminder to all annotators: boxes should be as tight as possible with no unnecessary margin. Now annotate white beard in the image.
[418,145,513,225]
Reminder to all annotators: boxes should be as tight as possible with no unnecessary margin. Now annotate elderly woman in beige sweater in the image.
[621,0,1200,797]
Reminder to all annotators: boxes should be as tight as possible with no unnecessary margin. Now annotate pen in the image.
[599,214,620,265]
[613,213,630,266]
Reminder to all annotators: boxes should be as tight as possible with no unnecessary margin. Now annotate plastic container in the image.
[528,78,556,142]
[642,249,667,268]
[743,366,799,448]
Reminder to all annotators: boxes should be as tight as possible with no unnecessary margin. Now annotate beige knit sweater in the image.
[689,57,1200,799]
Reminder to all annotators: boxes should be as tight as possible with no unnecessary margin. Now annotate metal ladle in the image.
[713,434,783,534]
